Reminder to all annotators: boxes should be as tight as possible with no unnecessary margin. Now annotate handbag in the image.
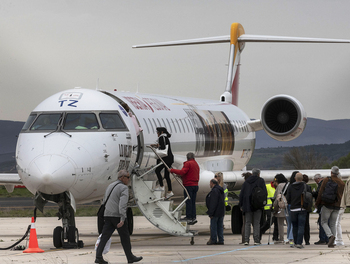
[156,144,168,158]
[95,234,111,254]
[97,182,120,234]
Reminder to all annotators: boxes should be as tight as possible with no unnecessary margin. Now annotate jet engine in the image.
[261,95,307,141]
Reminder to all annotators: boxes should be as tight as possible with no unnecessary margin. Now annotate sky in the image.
[1,0,350,122]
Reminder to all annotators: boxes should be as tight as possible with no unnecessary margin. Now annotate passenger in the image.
[239,172,252,245]
[260,181,276,241]
[315,166,345,248]
[339,174,350,246]
[152,127,174,199]
[286,171,298,247]
[302,174,312,245]
[239,168,267,245]
[95,170,142,264]
[206,178,225,245]
[286,172,307,249]
[169,152,200,225]
[312,174,329,245]
[336,172,345,246]
[273,173,289,244]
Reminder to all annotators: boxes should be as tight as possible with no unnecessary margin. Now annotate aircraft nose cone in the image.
[28,155,76,194]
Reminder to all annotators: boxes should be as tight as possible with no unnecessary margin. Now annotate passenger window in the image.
[166,119,173,133]
[143,118,150,134]
[171,119,177,133]
[175,119,181,133]
[30,113,61,130]
[99,113,126,130]
[148,118,155,133]
[23,114,37,131]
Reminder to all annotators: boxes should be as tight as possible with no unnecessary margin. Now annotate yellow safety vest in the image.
[265,183,275,210]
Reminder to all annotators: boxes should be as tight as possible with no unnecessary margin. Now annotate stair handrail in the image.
[147,145,190,199]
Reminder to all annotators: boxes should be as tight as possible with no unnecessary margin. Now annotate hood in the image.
[292,181,304,191]
[246,175,260,184]
[213,184,224,194]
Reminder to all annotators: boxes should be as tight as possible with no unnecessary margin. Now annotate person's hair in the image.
[121,102,130,112]
[313,173,322,181]
[156,127,171,138]
[242,172,252,180]
[210,178,218,185]
[274,173,288,184]
[252,168,260,176]
[295,172,303,182]
[290,171,299,184]
[186,152,195,160]
[302,174,309,183]
[215,172,224,187]
[118,169,129,179]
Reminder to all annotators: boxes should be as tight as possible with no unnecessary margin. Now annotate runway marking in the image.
[172,244,264,262]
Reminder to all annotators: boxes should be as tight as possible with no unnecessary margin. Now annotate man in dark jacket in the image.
[315,166,345,248]
[170,152,200,225]
[239,168,267,245]
[206,178,225,245]
[312,174,329,245]
[286,172,307,249]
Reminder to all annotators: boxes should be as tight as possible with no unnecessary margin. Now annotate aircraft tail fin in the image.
[133,23,350,106]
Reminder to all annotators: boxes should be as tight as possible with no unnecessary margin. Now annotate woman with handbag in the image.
[152,127,174,199]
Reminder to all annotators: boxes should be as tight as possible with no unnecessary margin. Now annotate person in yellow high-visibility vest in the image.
[260,182,277,240]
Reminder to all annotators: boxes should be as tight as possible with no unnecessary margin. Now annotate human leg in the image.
[155,162,165,187]
[184,187,192,219]
[304,212,310,244]
[96,217,116,258]
[320,206,333,237]
[328,209,339,241]
[273,216,279,241]
[210,217,219,243]
[296,211,306,246]
[318,213,328,243]
[335,208,344,245]
[253,209,262,243]
[260,209,272,235]
[244,211,253,243]
[218,216,224,243]
[115,218,134,261]
[277,217,285,241]
[163,162,172,191]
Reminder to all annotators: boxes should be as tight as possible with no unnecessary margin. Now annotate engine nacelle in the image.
[261,94,307,141]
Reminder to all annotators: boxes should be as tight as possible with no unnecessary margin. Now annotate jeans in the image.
[291,210,307,245]
[286,205,293,241]
[210,216,224,243]
[184,186,198,220]
[244,209,262,243]
[335,208,344,245]
[321,206,339,238]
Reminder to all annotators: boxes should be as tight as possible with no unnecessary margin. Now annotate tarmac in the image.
[1,213,350,264]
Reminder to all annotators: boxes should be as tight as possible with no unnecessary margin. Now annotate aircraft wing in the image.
[0,173,23,193]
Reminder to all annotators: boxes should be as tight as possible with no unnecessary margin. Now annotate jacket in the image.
[273,182,287,217]
[286,181,310,210]
[104,180,129,221]
[157,133,174,164]
[265,182,275,210]
[170,159,199,186]
[315,175,345,210]
[239,175,267,213]
[340,177,350,208]
[206,184,225,218]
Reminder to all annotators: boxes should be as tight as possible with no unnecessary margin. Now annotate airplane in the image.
[1,22,350,248]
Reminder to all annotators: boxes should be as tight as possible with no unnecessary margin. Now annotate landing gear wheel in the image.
[53,226,63,248]
[190,237,194,245]
[231,205,243,234]
[127,207,134,235]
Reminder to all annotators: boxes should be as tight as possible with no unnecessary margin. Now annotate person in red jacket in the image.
[169,152,200,225]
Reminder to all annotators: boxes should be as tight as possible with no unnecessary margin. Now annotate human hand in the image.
[117,221,124,228]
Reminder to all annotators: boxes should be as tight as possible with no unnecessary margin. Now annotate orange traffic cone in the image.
[23,217,45,253]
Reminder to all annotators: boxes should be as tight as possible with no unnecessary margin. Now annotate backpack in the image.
[251,185,267,211]
[301,183,313,212]
[277,182,289,210]
[321,177,338,204]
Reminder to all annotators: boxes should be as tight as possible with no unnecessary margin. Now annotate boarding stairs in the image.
[131,146,195,239]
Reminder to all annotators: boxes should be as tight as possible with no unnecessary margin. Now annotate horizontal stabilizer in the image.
[133,34,350,48]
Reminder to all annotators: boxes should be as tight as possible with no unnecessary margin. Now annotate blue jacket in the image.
[206,184,225,218]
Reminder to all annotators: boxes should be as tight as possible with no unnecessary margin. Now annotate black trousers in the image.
[155,159,173,191]
[96,217,133,261]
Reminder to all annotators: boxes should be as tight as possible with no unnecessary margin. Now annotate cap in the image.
[331,166,339,175]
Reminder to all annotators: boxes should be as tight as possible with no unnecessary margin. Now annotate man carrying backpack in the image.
[315,166,345,248]
[239,168,267,245]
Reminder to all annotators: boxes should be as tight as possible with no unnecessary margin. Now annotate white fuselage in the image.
[16,88,255,204]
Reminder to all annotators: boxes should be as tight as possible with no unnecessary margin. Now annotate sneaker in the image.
[207,240,217,245]
[244,242,249,245]
[336,242,345,246]
[328,235,335,248]
[95,257,108,264]
[180,217,191,222]
[188,219,197,225]
[154,186,165,191]
[289,241,295,248]
[165,191,174,199]
[295,244,304,249]
[314,240,327,245]
[254,242,261,245]
[274,240,285,244]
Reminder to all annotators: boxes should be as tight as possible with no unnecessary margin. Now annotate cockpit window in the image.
[100,113,127,130]
[22,114,37,131]
[30,114,61,130]
[63,113,99,130]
